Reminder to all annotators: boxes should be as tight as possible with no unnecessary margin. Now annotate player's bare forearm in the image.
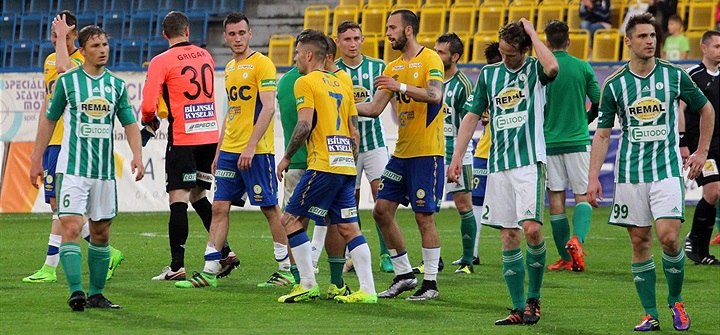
[35,100,48,135]
[284,120,311,160]
[31,117,57,161]
[588,128,611,179]
[453,112,480,163]
[357,89,392,117]
[350,115,360,162]
[246,91,276,150]
[521,18,559,78]
[124,123,145,180]
[405,79,443,104]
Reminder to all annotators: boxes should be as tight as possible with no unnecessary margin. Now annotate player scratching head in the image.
[498,21,532,70]
[624,13,659,61]
[224,12,252,60]
[294,29,328,75]
[51,10,78,50]
[78,26,109,73]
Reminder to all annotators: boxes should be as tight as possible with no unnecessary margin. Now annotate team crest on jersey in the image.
[494,87,526,110]
[416,189,426,199]
[627,97,666,122]
[228,106,241,121]
[242,73,249,79]
[353,85,371,103]
[362,73,369,80]
[253,184,262,194]
[655,82,664,90]
[81,96,112,119]
[518,73,527,82]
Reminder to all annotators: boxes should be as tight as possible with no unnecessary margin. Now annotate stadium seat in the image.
[165,0,189,13]
[507,4,536,27]
[119,40,145,68]
[360,35,380,59]
[83,0,106,14]
[566,3,581,29]
[609,0,624,29]
[28,0,53,15]
[453,33,472,64]
[110,0,134,13]
[9,42,35,69]
[592,29,621,62]
[425,0,451,5]
[332,5,359,35]
[621,35,630,61]
[416,33,437,50]
[448,4,476,36]
[419,5,447,35]
[687,1,715,31]
[0,41,6,68]
[395,0,422,7]
[129,13,155,40]
[147,40,167,62]
[187,13,208,45]
[19,15,45,41]
[383,42,401,62]
[137,0,162,13]
[361,5,389,37]
[390,3,419,13]
[37,42,54,68]
[102,11,126,41]
[472,32,497,63]
[218,0,244,14]
[340,0,364,7]
[193,0,217,13]
[2,0,25,14]
[454,0,481,5]
[685,30,705,60]
[567,29,590,60]
[537,4,565,33]
[268,34,295,67]
[367,0,392,7]
[56,0,80,14]
[76,12,99,27]
[0,13,17,44]
[304,5,331,35]
[477,4,506,33]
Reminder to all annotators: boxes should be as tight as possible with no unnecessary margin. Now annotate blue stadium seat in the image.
[19,15,45,41]
[2,0,26,14]
[56,0,81,14]
[137,0,162,13]
[187,13,208,45]
[76,12,99,27]
[110,0,134,13]
[37,42,55,68]
[129,13,155,39]
[193,0,218,13]
[83,0,107,15]
[29,0,53,15]
[102,11,126,41]
[154,13,165,38]
[0,41,6,68]
[218,0,245,15]
[166,0,189,13]
[118,40,145,68]
[9,42,36,69]
[147,40,167,62]
[0,13,17,43]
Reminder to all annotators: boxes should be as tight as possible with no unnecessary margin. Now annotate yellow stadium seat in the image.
[472,32,498,63]
[361,35,381,59]
[383,41,402,62]
[542,0,568,4]
[685,30,705,60]
[567,29,590,60]
[566,3,581,29]
[687,1,715,31]
[478,4,506,32]
[361,5,389,37]
[457,33,472,64]
[390,4,419,13]
[453,0,481,6]
[537,4,565,33]
[425,0,451,5]
[340,0,364,7]
[417,33,438,50]
[592,29,621,62]
[304,5,330,35]
[448,4,477,35]
[333,5,360,35]
[621,34,631,61]
[609,1,624,29]
[368,0,392,7]
[507,4,536,25]
[268,34,295,67]
[395,0,422,7]
[511,0,539,6]
[419,5,447,35]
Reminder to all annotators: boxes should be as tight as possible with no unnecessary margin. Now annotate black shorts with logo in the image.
[166,143,217,192]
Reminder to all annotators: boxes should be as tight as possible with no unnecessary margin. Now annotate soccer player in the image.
[448,19,558,325]
[29,25,144,311]
[587,13,715,331]
[175,12,291,288]
[355,10,445,301]
[277,29,376,304]
[433,33,476,274]
[543,20,600,272]
[681,30,720,266]
[141,11,238,282]
[24,11,124,284]
[335,20,394,273]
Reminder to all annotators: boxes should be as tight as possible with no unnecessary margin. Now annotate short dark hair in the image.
[668,14,683,25]
[223,12,249,30]
[701,30,720,45]
[545,20,569,49]
[625,13,657,38]
[337,20,362,36]
[58,10,77,32]
[78,25,107,48]
[484,42,501,63]
[436,33,464,59]
[162,11,188,39]
[389,9,419,36]
[499,21,531,52]
[297,29,328,60]
[325,35,337,59]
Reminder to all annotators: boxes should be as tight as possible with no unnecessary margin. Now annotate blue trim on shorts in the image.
[377,156,444,213]
[214,151,278,207]
[42,145,61,203]
[285,171,358,224]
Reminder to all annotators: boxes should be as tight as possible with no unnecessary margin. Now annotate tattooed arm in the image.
[349,115,360,163]
[403,79,443,104]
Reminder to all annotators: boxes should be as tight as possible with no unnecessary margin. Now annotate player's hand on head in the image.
[519,18,535,34]
[53,14,74,35]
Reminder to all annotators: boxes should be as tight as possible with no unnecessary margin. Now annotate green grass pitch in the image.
[1,207,718,334]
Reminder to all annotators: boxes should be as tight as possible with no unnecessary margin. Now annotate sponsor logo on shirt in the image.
[429,69,442,77]
[78,123,112,138]
[185,120,218,133]
[409,62,422,68]
[392,65,405,71]
[261,79,276,87]
[353,85,371,103]
[296,96,305,106]
[326,135,352,152]
[494,111,528,131]
[398,111,415,126]
[494,87,526,110]
[627,97,665,122]
[473,168,488,176]
[629,125,668,142]
[81,97,112,119]
[238,64,254,70]
[184,102,215,120]
[329,155,355,167]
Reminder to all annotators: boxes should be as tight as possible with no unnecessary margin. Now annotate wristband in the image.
[679,132,688,147]
[399,83,407,94]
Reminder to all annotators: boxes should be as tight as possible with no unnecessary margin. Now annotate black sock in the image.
[221,244,231,259]
[691,198,717,258]
[422,279,437,290]
[169,202,189,271]
[191,197,213,232]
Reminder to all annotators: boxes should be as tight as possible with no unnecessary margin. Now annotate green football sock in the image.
[59,242,83,294]
[632,259,658,318]
[290,264,300,284]
[662,250,685,305]
[376,223,389,255]
[550,214,571,261]
[88,242,110,296]
[460,210,477,264]
[328,256,346,287]
[573,202,593,244]
[502,248,525,311]
[526,241,546,299]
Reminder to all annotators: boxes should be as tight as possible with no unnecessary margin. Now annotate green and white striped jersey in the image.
[443,70,474,164]
[598,59,708,183]
[336,55,387,153]
[463,57,552,173]
[46,67,136,180]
